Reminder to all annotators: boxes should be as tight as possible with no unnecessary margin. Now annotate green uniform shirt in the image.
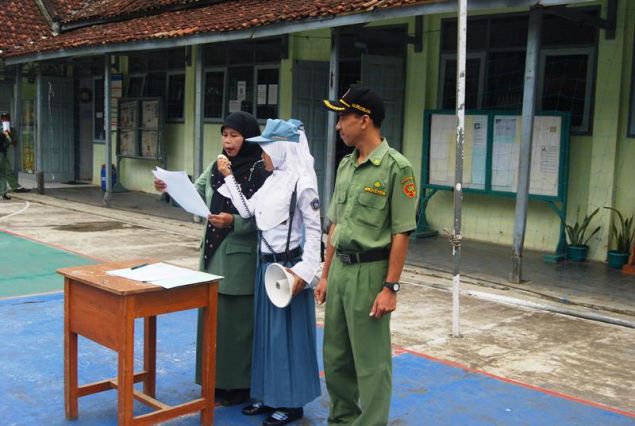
[327,139,418,252]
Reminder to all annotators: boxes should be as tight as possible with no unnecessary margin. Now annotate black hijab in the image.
[204,112,268,267]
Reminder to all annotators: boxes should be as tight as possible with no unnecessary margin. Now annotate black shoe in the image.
[2,194,10,200]
[220,388,250,407]
[13,187,30,193]
[242,401,274,416]
[263,408,303,426]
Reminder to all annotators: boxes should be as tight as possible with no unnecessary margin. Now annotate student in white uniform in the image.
[216,118,321,426]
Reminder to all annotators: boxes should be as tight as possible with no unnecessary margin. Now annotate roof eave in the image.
[3,0,597,66]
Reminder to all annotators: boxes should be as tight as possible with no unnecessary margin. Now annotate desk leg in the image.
[118,299,135,426]
[64,279,78,419]
[144,316,157,397]
[200,285,218,426]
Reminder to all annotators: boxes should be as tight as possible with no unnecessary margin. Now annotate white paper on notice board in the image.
[257,84,267,105]
[229,100,240,113]
[237,81,246,101]
[268,84,278,105]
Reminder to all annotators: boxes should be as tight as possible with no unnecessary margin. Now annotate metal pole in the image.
[193,44,205,180]
[13,65,22,178]
[104,54,112,206]
[35,68,44,193]
[324,28,340,215]
[451,0,467,338]
[511,6,543,283]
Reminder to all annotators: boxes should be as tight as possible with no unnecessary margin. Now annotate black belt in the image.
[335,247,390,265]
[260,246,303,263]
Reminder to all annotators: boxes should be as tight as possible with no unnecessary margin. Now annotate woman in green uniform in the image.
[154,111,269,406]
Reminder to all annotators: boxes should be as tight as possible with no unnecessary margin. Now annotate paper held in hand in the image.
[152,167,211,218]
[107,262,223,289]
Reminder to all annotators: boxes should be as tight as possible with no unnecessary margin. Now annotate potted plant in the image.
[564,207,601,261]
[604,207,635,269]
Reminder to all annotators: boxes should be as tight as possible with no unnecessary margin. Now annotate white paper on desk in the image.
[107,262,223,289]
[153,167,210,218]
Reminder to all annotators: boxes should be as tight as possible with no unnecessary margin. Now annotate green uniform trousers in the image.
[195,293,254,389]
[0,154,18,195]
[324,257,392,426]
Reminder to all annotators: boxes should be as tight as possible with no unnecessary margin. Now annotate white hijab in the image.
[252,121,317,231]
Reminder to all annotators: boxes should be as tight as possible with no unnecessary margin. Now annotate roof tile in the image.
[1,0,439,59]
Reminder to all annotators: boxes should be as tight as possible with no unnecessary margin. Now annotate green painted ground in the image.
[0,232,94,297]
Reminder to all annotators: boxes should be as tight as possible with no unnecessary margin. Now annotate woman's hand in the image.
[154,178,167,193]
[207,212,234,229]
[217,155,232,177]
[286,269,307,297]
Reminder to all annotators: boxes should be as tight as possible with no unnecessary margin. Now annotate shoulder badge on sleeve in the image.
[403,182,417,198]
[310,198,320,210]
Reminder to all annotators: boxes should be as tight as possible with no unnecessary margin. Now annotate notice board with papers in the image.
[423,110,570,201]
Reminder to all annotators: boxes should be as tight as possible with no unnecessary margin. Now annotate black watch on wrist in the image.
[384,281,400,292]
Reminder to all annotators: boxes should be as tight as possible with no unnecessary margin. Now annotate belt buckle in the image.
[339,253,353,265]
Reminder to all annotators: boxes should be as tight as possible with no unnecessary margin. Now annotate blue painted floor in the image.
[1,292,634,426]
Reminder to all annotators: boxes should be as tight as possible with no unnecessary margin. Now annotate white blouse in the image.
[224,173,322,285]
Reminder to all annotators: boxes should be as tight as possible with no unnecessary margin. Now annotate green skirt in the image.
[195,293,254,390]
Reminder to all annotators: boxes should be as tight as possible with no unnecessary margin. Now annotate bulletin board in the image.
[116,97,163,162]
[423,110,570,201]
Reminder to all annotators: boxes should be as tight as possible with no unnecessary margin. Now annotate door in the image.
[361,54,405,152]
[292,60,329,211]
[38,76,74,182]
[0,80,15,170]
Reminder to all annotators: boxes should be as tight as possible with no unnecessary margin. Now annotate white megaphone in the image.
[264,263,320,308]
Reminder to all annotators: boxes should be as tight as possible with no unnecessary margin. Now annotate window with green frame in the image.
[203,38,282,120]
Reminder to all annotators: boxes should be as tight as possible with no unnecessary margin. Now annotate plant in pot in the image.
[604,207,635,269]
[564,207,601,261]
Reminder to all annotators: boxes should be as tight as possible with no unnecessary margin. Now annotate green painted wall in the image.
[418,1,635,261]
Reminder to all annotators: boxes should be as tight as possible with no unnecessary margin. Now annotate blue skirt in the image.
[250,260,321,408]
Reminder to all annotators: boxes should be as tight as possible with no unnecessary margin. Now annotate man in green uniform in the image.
[315,87,417,426]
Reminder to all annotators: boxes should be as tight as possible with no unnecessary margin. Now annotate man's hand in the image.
[217,155,232,177]
[207,212,234,229]
[369,288,397,319]
[314,277,327,305]
[154,178,167,193]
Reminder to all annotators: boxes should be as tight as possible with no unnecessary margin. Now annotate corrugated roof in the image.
[0,0,440,60]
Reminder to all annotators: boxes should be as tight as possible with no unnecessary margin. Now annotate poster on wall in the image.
[428,114,488,190]
[257,84,267,105]
[119,130,137,156]
[267,84,278,105]
[237,81,246,101]
[491,116,520,192]
[142,100,159,129]
[119,101,137,129]
[141,130,158,158]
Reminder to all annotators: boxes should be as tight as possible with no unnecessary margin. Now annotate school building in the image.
[0,0,633,262]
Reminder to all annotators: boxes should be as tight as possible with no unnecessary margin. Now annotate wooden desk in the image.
[57,260,219,425]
